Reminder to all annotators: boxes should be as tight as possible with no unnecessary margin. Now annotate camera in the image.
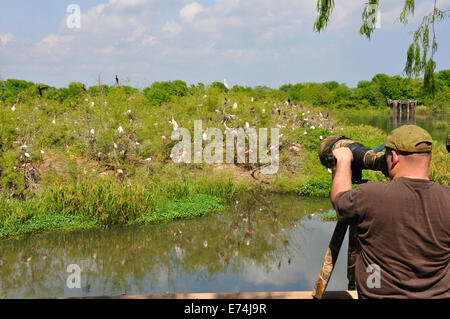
[319,135,389,184]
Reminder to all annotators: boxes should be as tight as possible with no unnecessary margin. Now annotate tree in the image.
[313,0,449,94]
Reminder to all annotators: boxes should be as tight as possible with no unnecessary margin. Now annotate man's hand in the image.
[332,147,354,164]
[330,147,353,206]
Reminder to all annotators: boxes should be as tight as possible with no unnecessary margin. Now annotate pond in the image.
[337,111,449,142]
[0,194,350,298]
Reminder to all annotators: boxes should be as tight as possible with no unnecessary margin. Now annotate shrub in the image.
[296,179,331,197]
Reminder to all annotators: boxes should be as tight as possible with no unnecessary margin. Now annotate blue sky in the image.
[0,0,449,89]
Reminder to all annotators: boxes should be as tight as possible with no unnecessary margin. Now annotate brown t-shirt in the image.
[335,177,450,299]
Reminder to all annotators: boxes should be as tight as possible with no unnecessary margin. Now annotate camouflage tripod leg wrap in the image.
[312,220,350,298]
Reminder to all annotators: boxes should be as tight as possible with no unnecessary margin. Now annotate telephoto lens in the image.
[318,135,389,183]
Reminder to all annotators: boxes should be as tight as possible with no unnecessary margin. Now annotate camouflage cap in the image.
[385,125,433,153]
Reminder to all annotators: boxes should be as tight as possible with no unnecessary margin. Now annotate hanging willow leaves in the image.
[424,59,436,93]
[403,2,448,94]
[359,0,380,39]
[404,44,415,77]
[313,0,335,33]
[313,0,449,95]
[399,0,415,24]
[413,44,421,76]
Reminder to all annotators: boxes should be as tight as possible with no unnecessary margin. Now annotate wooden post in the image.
[411,101,416,124]
[406,100,410,124]
[393,100,398,127]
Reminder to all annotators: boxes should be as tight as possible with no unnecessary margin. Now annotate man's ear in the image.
[391,150,400,168]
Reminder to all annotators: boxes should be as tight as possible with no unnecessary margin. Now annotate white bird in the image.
[251,97,254,102]
[232,102,238,109]
[52,119,56,124]
[90,129,95,135]
[24,153,30,158]
[40,150,45,155]
[11,105,16,111]
[117,126,124,133]
[170,117,178,131]
[310,125,315,130]
[223,79,229,89]
[202,132,207,141]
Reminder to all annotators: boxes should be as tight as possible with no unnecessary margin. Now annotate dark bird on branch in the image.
[115,75,119,86]
[37,85,49,97]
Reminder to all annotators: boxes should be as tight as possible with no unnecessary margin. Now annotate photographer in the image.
[331,125,450,299]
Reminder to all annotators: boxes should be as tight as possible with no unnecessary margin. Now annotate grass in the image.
[0,85,448,239]
[131,194,224,224]
[319,210,337,221]
[0,190,226,239]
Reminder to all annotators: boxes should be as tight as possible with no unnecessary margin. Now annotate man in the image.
[331,125,449,299]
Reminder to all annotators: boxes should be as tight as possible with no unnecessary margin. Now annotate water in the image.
[337,112,449,142]
[0,194,350,298]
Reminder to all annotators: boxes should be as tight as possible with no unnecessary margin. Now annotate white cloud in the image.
[0,32,13,47]
[179,2,203,23]
[109,0,149,10]
[142,35,159,46]
[162,21,182,37]
[126,26,150,42]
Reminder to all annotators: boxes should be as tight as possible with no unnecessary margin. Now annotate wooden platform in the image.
[74,290,358,299]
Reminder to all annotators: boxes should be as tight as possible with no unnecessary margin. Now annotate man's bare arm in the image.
[330,148,353,206]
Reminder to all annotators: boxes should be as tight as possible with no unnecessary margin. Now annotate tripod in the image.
[312,173,366,299]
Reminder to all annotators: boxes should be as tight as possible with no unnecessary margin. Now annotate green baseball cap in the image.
[385,125,433,153]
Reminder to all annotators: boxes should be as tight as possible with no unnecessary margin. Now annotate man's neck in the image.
[392,172,430,180]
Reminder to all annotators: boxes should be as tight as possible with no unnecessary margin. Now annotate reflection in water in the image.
[338,112,449,142]
[0,194,349,298]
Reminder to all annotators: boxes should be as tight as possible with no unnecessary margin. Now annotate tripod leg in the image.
[312,220,349,299]
[347,220,358,290]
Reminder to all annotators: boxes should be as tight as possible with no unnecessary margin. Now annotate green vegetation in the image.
[0,72,448,239]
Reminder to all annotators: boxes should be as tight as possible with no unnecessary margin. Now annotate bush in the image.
[296,179,331,197]
[144,87,171,106]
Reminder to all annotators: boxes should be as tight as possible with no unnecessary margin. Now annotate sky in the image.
[0,0,449,89]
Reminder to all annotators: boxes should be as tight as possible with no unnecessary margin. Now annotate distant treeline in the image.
[1,70,449,111]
